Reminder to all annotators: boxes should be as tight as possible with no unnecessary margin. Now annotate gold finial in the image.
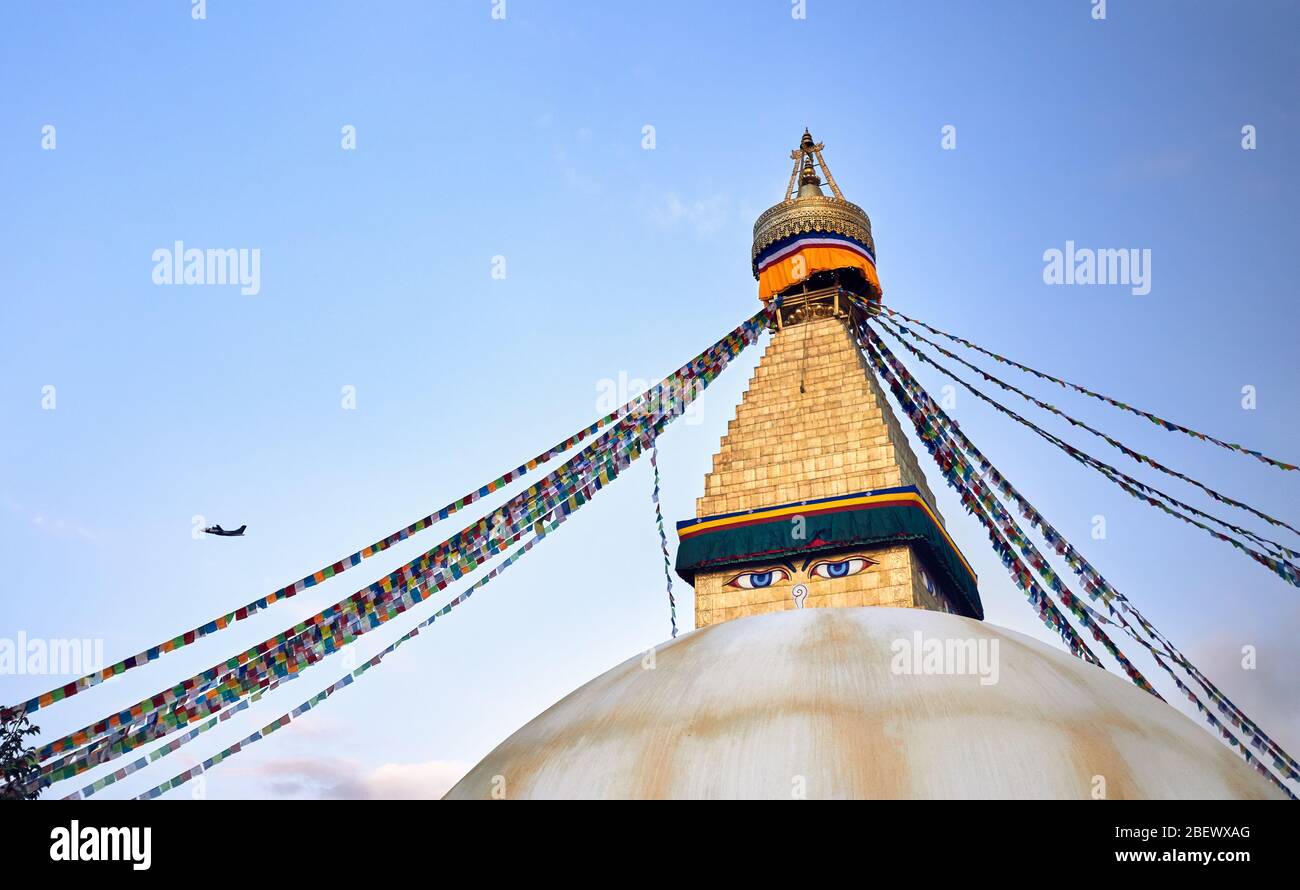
[785,129,842,201]
[799,159,821,193]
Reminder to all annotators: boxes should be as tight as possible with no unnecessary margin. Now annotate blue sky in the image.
[2,1,1297,799]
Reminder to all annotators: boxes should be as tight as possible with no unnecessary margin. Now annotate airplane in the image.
[203,524,247,537]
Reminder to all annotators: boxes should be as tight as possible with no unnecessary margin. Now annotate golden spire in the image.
[787,128,842,200]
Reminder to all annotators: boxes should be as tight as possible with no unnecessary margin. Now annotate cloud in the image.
[278,711,345,741]
[552,144,603,196]
[1180,607,1300,753]
[251,757,471,800]
[31,512,99,543]
[1108,151,1199,185]
[4,493,101,543]
[647,191,729,237]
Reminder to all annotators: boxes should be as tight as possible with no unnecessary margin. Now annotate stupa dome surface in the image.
[445,607,1281,799]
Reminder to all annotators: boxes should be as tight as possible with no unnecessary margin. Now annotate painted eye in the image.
[811,558,872,580]
[726,568,790,589]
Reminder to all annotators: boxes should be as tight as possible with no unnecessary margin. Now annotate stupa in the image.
[444,132,1283,800]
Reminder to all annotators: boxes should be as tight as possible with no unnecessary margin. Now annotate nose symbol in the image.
[792,584,808,609]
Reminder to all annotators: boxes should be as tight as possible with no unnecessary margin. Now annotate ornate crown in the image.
[751,130,875,277]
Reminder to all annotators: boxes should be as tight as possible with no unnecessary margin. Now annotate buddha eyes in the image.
[810,558,871,580]
[725,558,873,588]
[726,568,790,589]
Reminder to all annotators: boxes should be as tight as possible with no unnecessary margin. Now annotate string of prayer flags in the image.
[61,675,297,801]
[2,305,774,725]
[651,441,678,638]
[23,307,771,796]
[883,317,1300,557]
[862,319,1298,798]
[858,322,1161,697]
[877,305,1299,472]
[852,301,1300,791]
[855,327,1101,665]
[133,417,674,799]
[871,319,1300,589]
[35,412,664,787]
[30,307,769,769]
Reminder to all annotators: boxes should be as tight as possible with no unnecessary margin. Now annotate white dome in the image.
[445,607,1281,799]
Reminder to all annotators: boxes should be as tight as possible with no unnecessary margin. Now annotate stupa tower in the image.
[675,131,982,626]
